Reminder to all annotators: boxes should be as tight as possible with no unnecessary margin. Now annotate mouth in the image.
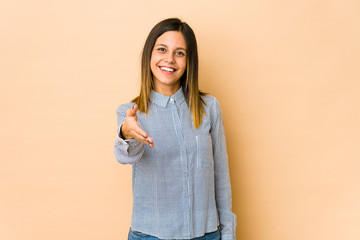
[159,66,176,73]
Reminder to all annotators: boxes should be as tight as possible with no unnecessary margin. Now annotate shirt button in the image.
[170,98,174,102]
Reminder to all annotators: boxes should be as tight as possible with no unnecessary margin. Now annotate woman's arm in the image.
[210,97,237,240]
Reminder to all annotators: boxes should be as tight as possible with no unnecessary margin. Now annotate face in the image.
[150,31,187,95]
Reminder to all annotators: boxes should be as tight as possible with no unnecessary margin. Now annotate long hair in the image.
[132,18,206,129]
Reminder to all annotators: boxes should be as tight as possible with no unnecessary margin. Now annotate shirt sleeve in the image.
[114,103,145,164]
[210,97,237,240]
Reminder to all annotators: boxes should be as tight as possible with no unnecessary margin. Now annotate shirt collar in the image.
[151,87,186,108]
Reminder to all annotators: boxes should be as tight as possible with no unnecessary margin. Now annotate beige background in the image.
[1,0,360,239]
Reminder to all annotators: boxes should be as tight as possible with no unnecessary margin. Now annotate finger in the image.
[145,136,154,145]
[144,137,154,148]
[130,124,148,139]
[131,130,153,147]
[132,128,154,148]
[146,137,154,148]
[132,103,138,111]
[133,132,152,146]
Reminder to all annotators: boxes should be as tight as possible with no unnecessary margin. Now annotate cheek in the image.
[150,54,158,71]
[151,51,161,62]
[150,60,156,72]
[179,59,187,73]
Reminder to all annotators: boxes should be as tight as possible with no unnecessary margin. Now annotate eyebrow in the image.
[154,44,187,52]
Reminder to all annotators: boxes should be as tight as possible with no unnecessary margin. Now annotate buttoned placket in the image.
[168,98,192,237]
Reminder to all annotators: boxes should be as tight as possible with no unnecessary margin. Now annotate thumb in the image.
[127,103,138,117]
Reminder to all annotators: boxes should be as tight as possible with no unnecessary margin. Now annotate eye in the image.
[157,47,166,52]
[175,51,186,56]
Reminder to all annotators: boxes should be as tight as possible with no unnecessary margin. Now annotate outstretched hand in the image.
[121,104,154,148]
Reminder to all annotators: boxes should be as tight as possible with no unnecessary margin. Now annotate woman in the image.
[114,18,236,240]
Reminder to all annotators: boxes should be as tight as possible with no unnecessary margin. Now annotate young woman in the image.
[114,18,236,240]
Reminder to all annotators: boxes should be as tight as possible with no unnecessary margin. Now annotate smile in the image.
[159,66,176,72]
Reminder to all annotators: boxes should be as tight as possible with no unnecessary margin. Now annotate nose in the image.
[165,52,175,63]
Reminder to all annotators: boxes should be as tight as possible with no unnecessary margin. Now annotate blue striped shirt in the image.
[114,88,236,240]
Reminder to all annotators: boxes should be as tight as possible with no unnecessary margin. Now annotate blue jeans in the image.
[128,228,221,240]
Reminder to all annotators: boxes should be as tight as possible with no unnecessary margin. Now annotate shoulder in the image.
[201,94,224,127]
[116,102,134,116]
[202,94,222,114]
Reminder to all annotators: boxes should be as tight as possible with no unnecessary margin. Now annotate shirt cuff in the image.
[115,135,142,148]
[118,124,125,139]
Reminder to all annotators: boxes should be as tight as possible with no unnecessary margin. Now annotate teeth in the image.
[160,67,175,72]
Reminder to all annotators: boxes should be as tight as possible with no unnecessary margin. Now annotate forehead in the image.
[155,31,187,48]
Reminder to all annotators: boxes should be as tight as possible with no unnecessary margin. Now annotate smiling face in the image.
[150,31,187,96]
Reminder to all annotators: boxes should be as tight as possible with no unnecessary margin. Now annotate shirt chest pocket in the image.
[196,134,214,169]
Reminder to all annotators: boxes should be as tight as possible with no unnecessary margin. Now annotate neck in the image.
[153,83,181,96]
